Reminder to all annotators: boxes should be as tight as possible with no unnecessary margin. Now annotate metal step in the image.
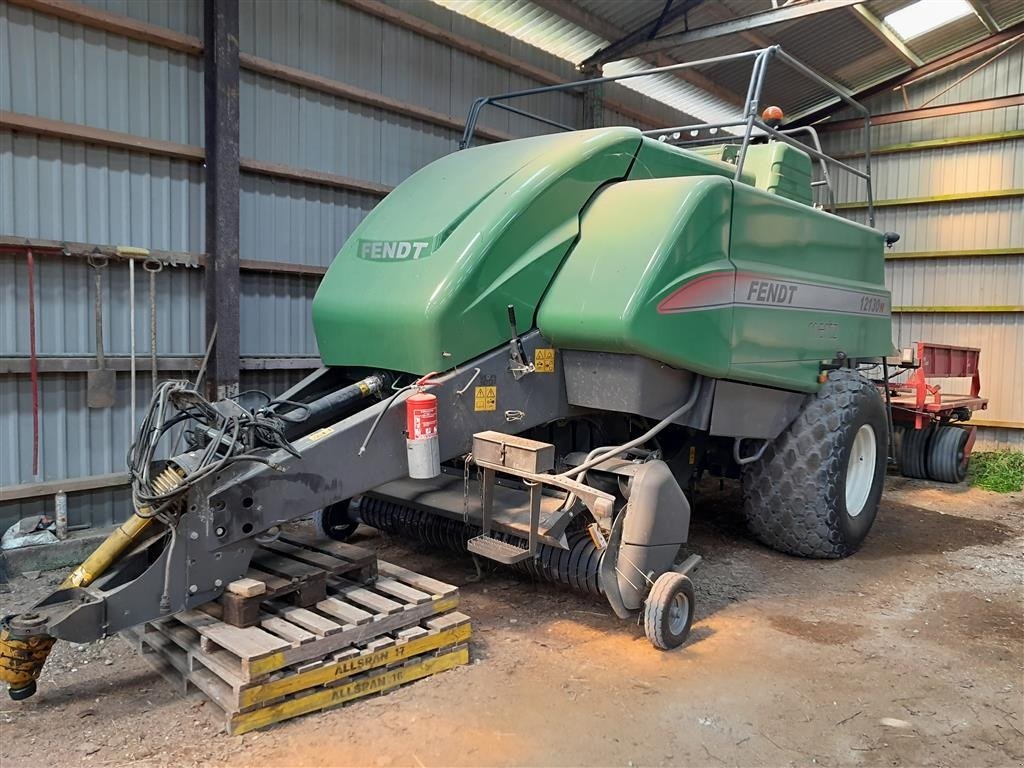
[367,474,574,547]
[467,535,533,565]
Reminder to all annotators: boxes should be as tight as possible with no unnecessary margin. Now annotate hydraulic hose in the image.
[559,376,704,480]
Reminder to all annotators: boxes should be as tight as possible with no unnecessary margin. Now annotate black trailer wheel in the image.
[643,572,695,650]
[926,425,970,484]
[900,424,933,479]
[741,369,888,559]
[313,500,358,542]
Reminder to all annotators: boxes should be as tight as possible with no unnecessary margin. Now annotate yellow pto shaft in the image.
[1,466,181,699]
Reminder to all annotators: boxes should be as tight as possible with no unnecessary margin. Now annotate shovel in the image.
[87,255,115,408]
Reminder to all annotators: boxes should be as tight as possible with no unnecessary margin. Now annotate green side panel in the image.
[538,176,735,379]
[741,143,813,205]
[312,128,642,373]
[728,183,891,390]
[628,137,753,184]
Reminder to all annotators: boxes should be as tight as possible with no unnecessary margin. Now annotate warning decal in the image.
[306,427,335,443]
[533,348,555,373]
[474,386,497,412]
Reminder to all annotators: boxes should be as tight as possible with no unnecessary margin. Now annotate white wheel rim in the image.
[669,592,690,635]
[846,424,876,517]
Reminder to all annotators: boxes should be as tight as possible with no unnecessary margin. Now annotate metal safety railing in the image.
[459,46,874,226]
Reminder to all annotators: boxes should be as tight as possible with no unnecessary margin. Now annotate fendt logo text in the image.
[358,240,432,261]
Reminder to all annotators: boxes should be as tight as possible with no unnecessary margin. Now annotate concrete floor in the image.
[1,475,1021,767]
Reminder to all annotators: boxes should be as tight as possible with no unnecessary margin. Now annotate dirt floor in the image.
[1,475,1021,768]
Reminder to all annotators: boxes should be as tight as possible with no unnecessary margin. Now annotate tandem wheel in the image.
[643,571,696,650]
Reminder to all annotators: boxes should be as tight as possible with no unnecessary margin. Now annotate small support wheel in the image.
[900,424,933,479]
[313,500,358,542]
[643,572,695,650]
[927,425,969,484]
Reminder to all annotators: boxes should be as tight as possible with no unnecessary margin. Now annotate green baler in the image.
[314,127,890,389]
[2,51,900,696]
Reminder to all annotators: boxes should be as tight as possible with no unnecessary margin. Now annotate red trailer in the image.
[882,342,988,484]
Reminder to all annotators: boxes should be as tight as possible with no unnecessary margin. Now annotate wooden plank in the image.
[230,645,470,735]
[250,550,323,581]
[279,534,376,568]
[141,631,238,712]
[425,612,471,632]
[234,567,287,594]
[7,0,204,55]
[364,637,396,652]
[176,610,291,660]
[377,561,458,598]
[148,621,247,690]
[316,596,372,626]
[261,539,359,573]
[338,586,404,615]
[396,626,430,641]
[248,594,460,679]
[271,605,343,637]
[1,111,204,161]
[260,617,315,646]
[228,578,266,597]
[241,158,391,198]
[372,578,432,605]
[239,52,513,143]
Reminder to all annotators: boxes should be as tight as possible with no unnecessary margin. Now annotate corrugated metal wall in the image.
[0,0,690,532]
[819,42,1023,451]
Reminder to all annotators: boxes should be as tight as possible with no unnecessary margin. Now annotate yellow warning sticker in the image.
[474,386,497,412]
[306,427,335,443]
[533,348,555,373]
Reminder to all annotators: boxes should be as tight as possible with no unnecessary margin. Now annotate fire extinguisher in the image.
[405,391,440,479]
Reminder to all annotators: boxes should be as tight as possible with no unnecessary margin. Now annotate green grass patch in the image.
[969,451,1024,493]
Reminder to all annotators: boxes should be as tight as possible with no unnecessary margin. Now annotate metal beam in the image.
[795,23,1023,124]
[0,236,331,277]
[204,0,241,400]
[531,0,743,107]
[968,0,1000,34]
[833,129,1024,158]
[0,472,130,504]
[7,0,202,54]
[821,94,1024,130]
[837,188,1024,209]
[885,248,1024,261]
[580,0,705,67]
[0,356,321,374]
[1,110,394,198]
[340,0,668,129]
[239,53,513,143]
[891,306,1024,313]
[850,4,923,67]
[620,0,865,59]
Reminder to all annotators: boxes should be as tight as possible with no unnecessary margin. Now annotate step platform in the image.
[121,543,470,735]
[467,534,532,564]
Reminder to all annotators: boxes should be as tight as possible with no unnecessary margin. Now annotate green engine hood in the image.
[312,127,642,374]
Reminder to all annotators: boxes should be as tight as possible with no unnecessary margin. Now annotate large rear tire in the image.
[741,369,888,559]
[926,425,969,484]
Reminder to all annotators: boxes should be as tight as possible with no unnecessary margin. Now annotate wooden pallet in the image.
[122,558,469,735]
[217,534,378,627]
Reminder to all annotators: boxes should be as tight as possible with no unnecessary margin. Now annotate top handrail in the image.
[459,46,874,226]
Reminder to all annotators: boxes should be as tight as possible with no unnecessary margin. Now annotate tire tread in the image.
[741,369,886,559]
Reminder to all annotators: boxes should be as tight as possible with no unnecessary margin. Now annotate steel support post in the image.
[203,0,240,400]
